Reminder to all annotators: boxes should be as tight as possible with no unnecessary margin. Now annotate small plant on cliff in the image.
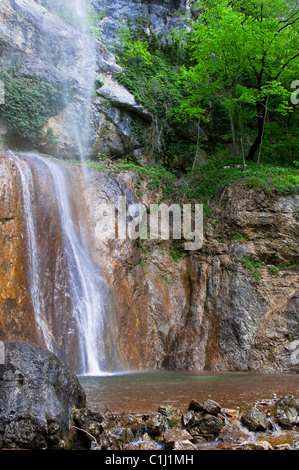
[241,258,262,282]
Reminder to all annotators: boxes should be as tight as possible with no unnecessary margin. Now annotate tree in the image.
[178,0,299,162]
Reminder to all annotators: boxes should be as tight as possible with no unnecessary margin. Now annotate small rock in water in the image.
[240,441,274,451]
[158,405,182,428]
[147,413,168,436]
[74,408,104,439]
[173,440,197,450]
[274,395,299,430]
[182,410,195,427]
[202,399,222,416]
[188,399,204,412]
[240,405,268,432]
[90,441,101,450]
[162,429,193,449]
[190,414,225,435]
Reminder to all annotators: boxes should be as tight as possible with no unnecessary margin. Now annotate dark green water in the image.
[79,370,299,414]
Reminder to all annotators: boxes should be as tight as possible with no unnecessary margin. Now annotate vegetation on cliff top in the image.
[88,156,299,206]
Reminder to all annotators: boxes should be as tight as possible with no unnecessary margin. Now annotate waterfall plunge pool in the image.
[78,370,299,414]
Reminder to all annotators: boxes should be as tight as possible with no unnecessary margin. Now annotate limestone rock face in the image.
[0,340,86,449]
[0,0,189,160]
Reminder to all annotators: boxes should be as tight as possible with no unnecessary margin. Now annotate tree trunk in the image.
[247,100,266,161]
[257,95,269,164]
[229,109,238,157]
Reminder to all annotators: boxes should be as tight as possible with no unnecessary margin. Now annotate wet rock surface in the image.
[0,0,190,159]
[275,396,299,430]
[0,341,86,449]
[80,167,299,373]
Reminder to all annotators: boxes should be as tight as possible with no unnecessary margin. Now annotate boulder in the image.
[0,341,86,449]
[240,405,268,432]
[202,399,222,416]
[147,413,168,436]
[158,405,182,428]
[162,429,193,449]
[188,399,204,412]
[190,414,225,436]
[274,395,299,429]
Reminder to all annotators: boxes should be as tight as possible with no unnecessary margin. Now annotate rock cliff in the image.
[80,167,299,372]
[0,152,297,373]
[0,0,187,159]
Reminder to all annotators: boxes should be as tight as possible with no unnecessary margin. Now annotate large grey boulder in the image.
[0,341,86,449]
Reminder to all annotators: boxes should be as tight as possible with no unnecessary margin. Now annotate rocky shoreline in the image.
[1,341,299,451]
[73,395,299,451]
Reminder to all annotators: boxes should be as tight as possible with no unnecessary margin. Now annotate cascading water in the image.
[67,0,97,170]
[38,154,107,375]
[39,0,98,168]
[9,151,109,376]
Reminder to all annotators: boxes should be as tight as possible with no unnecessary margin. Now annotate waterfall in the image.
[67,0,97,169]
[39,154,107,375]
[3,2,113,375]
[9,151,109,376]
[41,0,98,168]
[7,152,53,349]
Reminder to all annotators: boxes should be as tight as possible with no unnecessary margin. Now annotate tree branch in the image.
[274,52,299,80]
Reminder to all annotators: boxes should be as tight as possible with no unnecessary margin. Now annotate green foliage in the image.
[169,244,183,262]
[0,66,63,143]
[177,0,299,163]
[232,234,247,241]
[88,156,178,199]
[181,158,299,203]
